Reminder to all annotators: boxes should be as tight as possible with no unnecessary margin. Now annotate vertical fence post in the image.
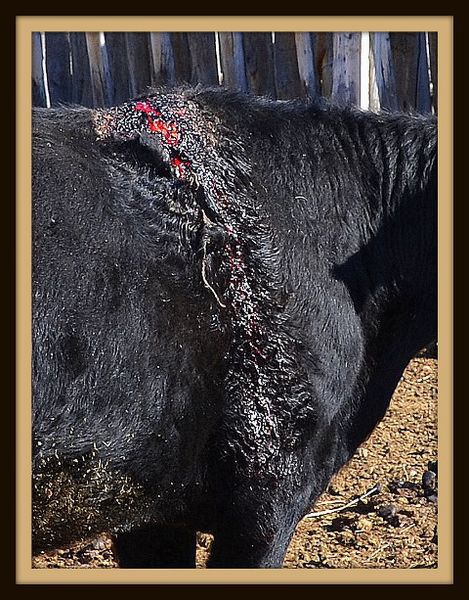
[100,36,114,106]
[125,33,152,97]
[34,30,435,112]
[368,35,380,112]
[428,32,438,113]
[389,32,429,112]
[370,32,399,112]
[85,33,108,107]
[331,32,361,106]
[45,32,72,106]
[294,32,318,99]
[243,33,276,97]
[390,32,416,111]
[149,32,176,86]
[218,32,248,92]
[186,33,219,85]
[314,33,333,98]
[273,32,303,99]
[171,33,192,83]
[32,32,46,107]
[416,32,432,114]
[69,32,93,107]
[105,33,131,105]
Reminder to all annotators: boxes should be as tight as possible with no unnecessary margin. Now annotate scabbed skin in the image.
[32,86,437,567]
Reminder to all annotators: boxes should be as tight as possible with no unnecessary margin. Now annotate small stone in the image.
[422,469,437,489]
[389,514,401,527]
[426,494,438,504]
[328,516,351,532]
[92,536,108,550]
[378,504,397,519]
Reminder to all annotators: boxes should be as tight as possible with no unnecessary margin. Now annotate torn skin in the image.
[93,94,265,348]
[93,93,311,476]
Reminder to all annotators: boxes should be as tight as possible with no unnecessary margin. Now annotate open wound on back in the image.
[93,94,308,475]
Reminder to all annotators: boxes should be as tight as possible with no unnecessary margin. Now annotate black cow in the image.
[32,85,437,568]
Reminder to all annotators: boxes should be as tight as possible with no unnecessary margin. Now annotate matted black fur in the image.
[32,85,437,568]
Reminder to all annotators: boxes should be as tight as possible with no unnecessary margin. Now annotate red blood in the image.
[134,102,180,146]
[132,98,266,360]
[151,120,180,145]
[170,156,191,178]
[135,101,161,117]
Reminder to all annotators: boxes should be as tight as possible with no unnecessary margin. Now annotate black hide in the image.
[32,86,437,568]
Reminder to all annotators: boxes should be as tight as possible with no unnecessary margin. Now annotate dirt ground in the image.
[32,356,438,570]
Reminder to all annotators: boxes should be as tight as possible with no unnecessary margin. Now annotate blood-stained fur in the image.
[32,86,437,567]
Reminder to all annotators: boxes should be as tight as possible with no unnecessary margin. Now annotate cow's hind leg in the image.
[113,525,196,568]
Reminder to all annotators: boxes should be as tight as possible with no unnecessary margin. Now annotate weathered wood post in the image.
[390,32,431,113]
[85,33,109,107]
[274,32,303,99]
[186,32,219,85]
[331,32,361,106]
[69,32,93,107]
[294,32,319,99]
[218,32,248,92]
[149,32,176,86]
[32,32,46,107]
[370,32,399,111]
[45,33,72,106]
[428,32,438,113]
[243,32,276,97]
[125,33,152,98]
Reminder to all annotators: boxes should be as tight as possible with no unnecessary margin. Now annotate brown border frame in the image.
[16,15,453,585]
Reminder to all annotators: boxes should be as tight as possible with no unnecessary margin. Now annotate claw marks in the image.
[93,94,265,352]
[92,93,310,476]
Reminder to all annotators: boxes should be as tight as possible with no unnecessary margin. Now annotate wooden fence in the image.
[32,32,437,113]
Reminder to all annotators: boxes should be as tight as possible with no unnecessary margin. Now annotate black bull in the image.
[32,86,437,568]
